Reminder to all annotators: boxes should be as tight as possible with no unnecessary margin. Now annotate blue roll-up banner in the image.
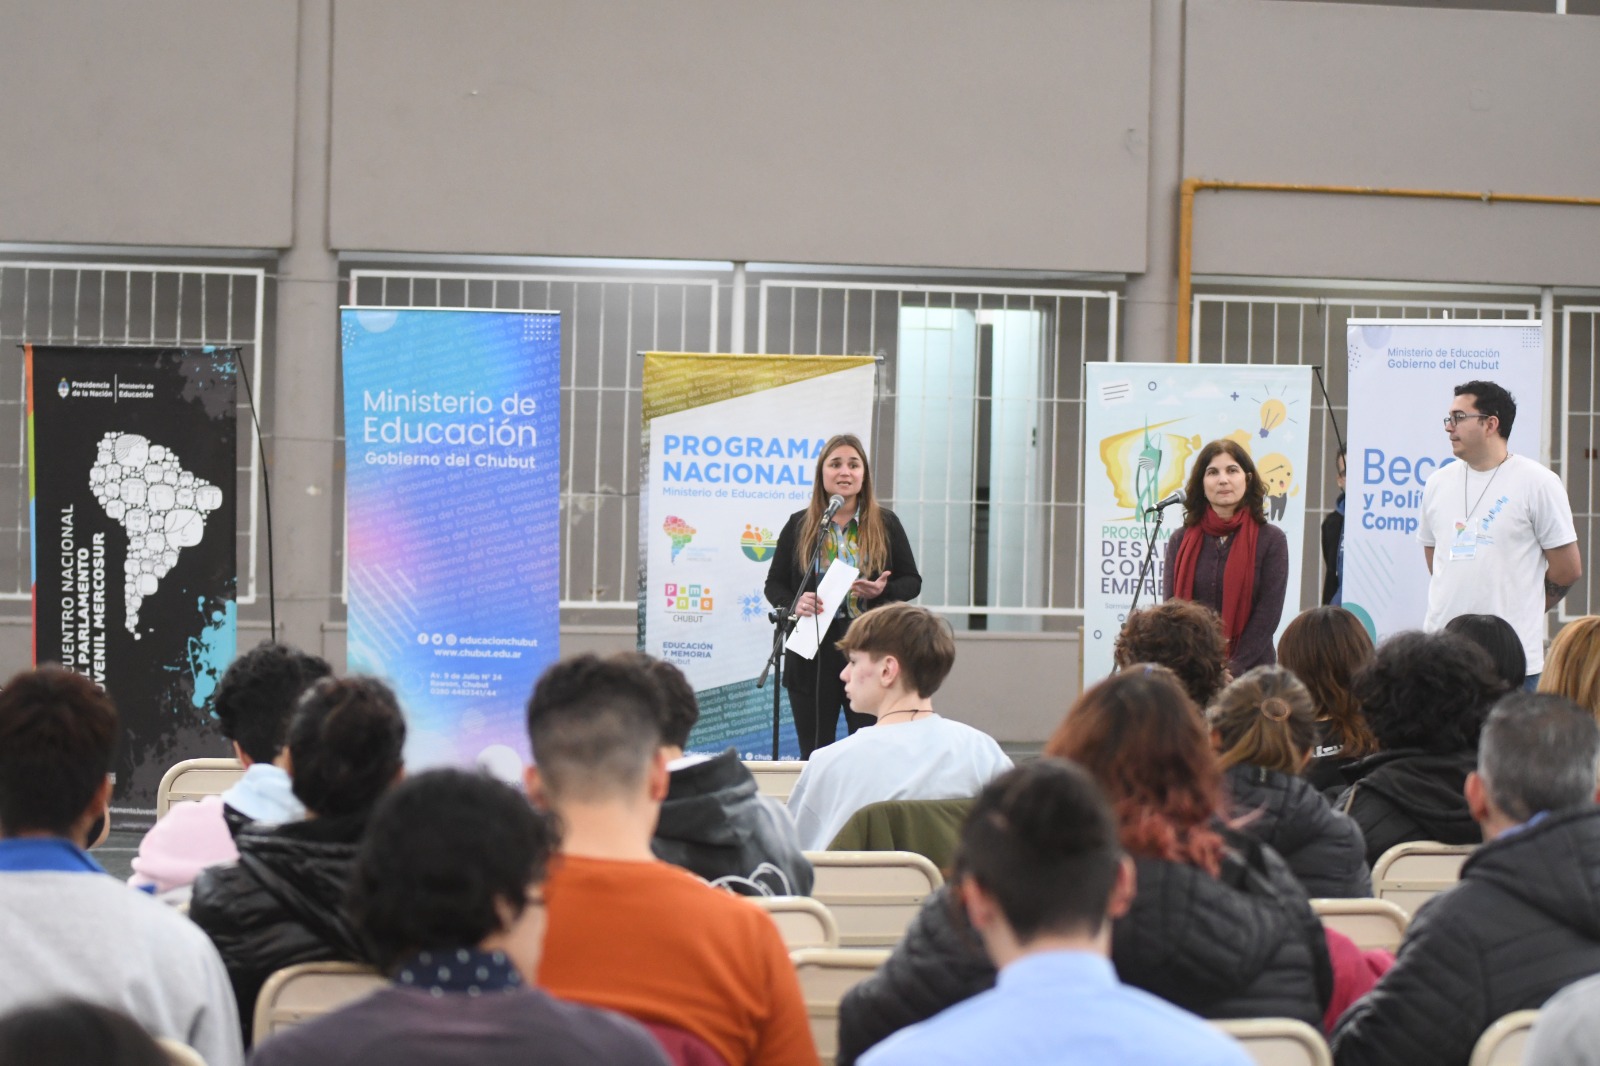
[340,308,560,779]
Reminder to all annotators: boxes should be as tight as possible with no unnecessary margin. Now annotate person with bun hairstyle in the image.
[837,666,1330,1064]
[765,434,921,758]
[1539,616,1600,725]
[190,677,406,1046]
[1164,439,1290,676]
[1277,606,1377,796]
[1210,666,1371,899]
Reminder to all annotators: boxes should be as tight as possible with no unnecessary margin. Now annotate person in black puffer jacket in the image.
[1332,694,1600,1066]
[838,667,1330,1064]
[1333,631,1504,866]
[1210,666,1370,898]
[627,654,813,896]
[190,677,406,1046]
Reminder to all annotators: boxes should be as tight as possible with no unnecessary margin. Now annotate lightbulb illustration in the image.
[1259,398,1287,439]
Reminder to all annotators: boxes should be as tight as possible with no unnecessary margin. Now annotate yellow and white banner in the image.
[1083,362,1313,682]
[639,353,876,756]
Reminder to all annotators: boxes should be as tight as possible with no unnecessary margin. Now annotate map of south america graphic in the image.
[88,432,224,637]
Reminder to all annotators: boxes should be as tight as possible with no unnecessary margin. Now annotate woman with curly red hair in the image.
[836,666,1330,1064]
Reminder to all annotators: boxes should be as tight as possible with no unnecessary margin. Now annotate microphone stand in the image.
[1123,504,1168,637]
[757,518,832,760]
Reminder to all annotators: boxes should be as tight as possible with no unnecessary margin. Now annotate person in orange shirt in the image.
[525,653,816,1066]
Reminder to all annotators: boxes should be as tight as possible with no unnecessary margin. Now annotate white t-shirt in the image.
[786,715,1013,851]
[1417,453,1577,673]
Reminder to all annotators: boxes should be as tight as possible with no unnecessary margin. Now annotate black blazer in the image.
[763,506,921,614]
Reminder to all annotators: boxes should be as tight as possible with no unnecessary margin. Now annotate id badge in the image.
[1449,525,1478,561]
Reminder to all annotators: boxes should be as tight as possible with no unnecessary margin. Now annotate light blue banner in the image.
[341,308,560,778]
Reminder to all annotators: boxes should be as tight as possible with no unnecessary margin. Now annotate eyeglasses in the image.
[1443,412,1491,428]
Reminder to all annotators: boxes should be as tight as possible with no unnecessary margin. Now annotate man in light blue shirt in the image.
[860,759,1252,1066]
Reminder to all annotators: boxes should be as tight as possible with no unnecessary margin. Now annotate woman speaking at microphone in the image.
[765,433,921,758]
[1163,439,1289,677]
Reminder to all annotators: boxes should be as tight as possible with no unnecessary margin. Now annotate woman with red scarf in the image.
[1163,439,1289,677]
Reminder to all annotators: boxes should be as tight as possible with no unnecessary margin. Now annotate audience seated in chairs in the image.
[189,676,405,1046]
[1277,606,1378,797]
[837,665,1331,1065]
[1331,693,1600,1066]
[1210,665,1372,899]
[0,999,170,1066]
[1334,631,1503,865]
[1445,614,1528,693]
[525,653,815,1066]
[0,666,243,1066]
[248,769,669,1066]
[129,641,331,900]
[1113,600,1231,708]
[856,760,1251,1066]
[628,653,812,896]
[1538,615,1600,724]
[785,605,1012,852]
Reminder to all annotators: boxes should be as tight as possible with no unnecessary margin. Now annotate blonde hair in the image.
[1540,616,1600,723]
[1208,666,1317,775]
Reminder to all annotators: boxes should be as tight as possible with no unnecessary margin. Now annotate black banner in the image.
[28,346,238,807]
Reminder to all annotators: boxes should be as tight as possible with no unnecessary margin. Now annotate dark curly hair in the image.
[1046,665,1224,878]
[1114,601,1230,708]
[1180,438,1267,527]
[1352,631,1506,754]
[287,676,406,818]
[212,642,333,764]
[350,769,557,973]
[0,666,117,836]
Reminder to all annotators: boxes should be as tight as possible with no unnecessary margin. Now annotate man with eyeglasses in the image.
[1418,380,1581,688]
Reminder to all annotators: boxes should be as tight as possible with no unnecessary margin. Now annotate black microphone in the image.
[1145,488,1185,514]
[821,494,845,523]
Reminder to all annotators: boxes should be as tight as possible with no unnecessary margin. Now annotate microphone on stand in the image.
[1145,488,1186,514]
[821,494,846,523]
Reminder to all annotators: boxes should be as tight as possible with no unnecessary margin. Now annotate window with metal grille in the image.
[1191,285,1543,612]
[0,260,267,607]
[348,265,1116,628]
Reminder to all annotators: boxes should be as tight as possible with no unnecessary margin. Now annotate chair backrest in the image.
[156,1038,207,1066]
[1213,1018,1333,1066]
[253,961,386,1041]
[744,760,805,803]
[1468,1010,1540,1066]
[751,895,840,950]
[1372,841,1477,917]
[1310,897,1410,953]
[791,948,891,1066]
[156,757,245,818]
[806,850,944,948]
